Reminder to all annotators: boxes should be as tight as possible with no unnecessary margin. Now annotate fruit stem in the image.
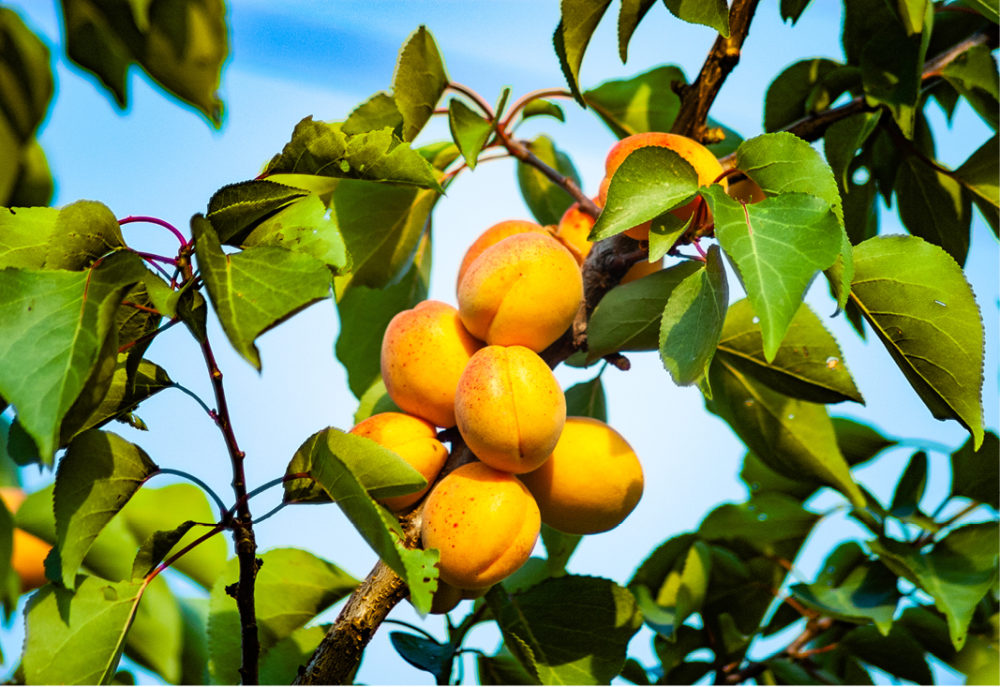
[500,88,574,131]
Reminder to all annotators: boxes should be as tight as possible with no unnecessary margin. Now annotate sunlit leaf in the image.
[391,25,448,142]
[617,0,657,63]
[448,98,493,170]
[205,180,308,246]
[955,134,999,234]
[662,0,729,36]
[554,0,614,103]
[583,66,686,138]
[0,201,124,271]
[240,194,349,272]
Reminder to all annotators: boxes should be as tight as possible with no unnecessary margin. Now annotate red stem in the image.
[119,215,188,247]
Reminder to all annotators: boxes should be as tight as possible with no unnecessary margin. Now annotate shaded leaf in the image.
[840,623,934,684]
[520,99,565,123]
[0,8,53,142]
[658,245,728,386]
[0,201,124,271]
[448,98,493,170]
[554,0,614,103]
[391,25,447,142]
[955,134,999,234]
[699,493,820,556]
[824,111,881,193]
[617,0,657,63]
[586,261,700,361]
[764,58,841,132]
[205,180,308,246]
[662,0,729,37]
[950,431,999,509]
[632,540,712,638]
[192,216,332,370]
[942,43,999,129]
[487,575,641,684]
[832,417,896,466]
[717,299,863,404]
[583,66,686,138]
[125,575,183,683]
[516,135,582,226]
[540,524,582,574]
[850,235,985,448]
[130,520,195,580]
[896,155,971,265]
[564,375,607,422]
[890,451,928,517]
[390,632,454,682]
[478,643,539,685]
[240,194,349,272]
[259,625,328,686]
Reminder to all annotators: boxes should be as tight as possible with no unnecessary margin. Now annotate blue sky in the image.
[2,1,997,684]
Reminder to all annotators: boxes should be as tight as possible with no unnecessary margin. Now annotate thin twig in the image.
[119,215,188,247]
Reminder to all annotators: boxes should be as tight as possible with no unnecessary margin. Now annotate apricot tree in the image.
[0,1,997,685]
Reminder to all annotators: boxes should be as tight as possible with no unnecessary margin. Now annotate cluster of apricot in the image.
[350,132,726,609]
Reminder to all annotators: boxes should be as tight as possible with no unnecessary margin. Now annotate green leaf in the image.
[0,8,54,141]
[942,44,999,130]
[54,430,157,589]
[176,597,210,685]
[8,137,54,208]
[590,147,699,241]
[487,575,641,684]
[205,180,309,246]
[564,374,607,421]
[125,575,183,683]
[516,135,582,226]
[130,520,195,580]
[896,155,972,265]
[263,118,442,191]
[336,263,428,399]
[258,625,328,686]
[707,357,865,508]
[554,0,614,103]
[950,431,999,509]
[962,0,999,23]
[790,542,900,634]
[586,261,700,361]
[207,548,358,684]
[331,180,438,293]
[478,643,540,685]
[540,524,582,574]
[698,493,821,556]
[704,187,842,361]
[662,0,729,37]
[0,201,124,271]
[897,0,931,35]
[833,417,897,466]
[633,541,712,638]
[824,111,882,193]
[390,632,454,682]
[617,0,657,63]
[659,245,728,387]
[850,235,985,448]
[240,194,349,272]
[740,451,817,500]
[391,25,447,142]
[520,99,566,123]
[353,377,402,425]
[61,0,227,126]
[343,91,403,137]
[23,575,146,684]
[764,58,840,132]
[121,483,227,590]
[283,426,428,505]
[955,134,999,234]
[890,451,928,517]
[448,98,493,170]
[192,216,332,370]
[839,623,933,684]
[871,522,999,650]
[583,66,686,138]
[291,432,438,614]
[717,299,863,404]
[0,251,145,461]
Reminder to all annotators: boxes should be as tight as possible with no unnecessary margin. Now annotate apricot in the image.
[600,132,726,240]
[0,487,51,592]
[520,417,644,535]
[380,300,484,428]
[421,462,540,589]
[621,257,663,284]
[348,412,449,512]
[456,219,548,291]
[455,345,566,474]
[457,232,582,352]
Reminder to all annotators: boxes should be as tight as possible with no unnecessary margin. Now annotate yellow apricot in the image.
[349,412,449,512]
[0,487,51,592]
[520,417,644,535]
[380,300,484,428]
[455,345,566,474]
[456,219,548,291]
[421,462,540,589]
[457,232,582,352]
[601,132,726,241]
[553,200,599,264]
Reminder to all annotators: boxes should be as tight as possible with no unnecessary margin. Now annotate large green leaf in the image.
[790,542,899,634]
[239,194,349,272]
[698,493,821,557]
[516,135,582,226]
[658,245,728,387]
[448,98,493,170]
[764,58,841,132]
[290,430,439,614]
[206,548,358,684]
[125,575,183,683]
[895,155,971,265]
[487,575,642,684]
[590,147,699,241]
[23,575,147,684]
[870,522,999,650]
[121,483,227,590]
[335,261,428,399]
[0,250,145,460]
[205,180,309,246]
[192,217,332,370]
[0,201,124,270]
[61,0,227,126]
[716,299,863,404]
[54,430,157,589]
[850,235,985,448]
[391,25,448,142]
[707,357,865,508]
[950,431,999,509]
[263,118,442,191]
[942,44,999,130]
[583,66,686,138]
[586,261,700,361]
[662,0,729,36]
[704,187,842,360]
[554,0,614,103]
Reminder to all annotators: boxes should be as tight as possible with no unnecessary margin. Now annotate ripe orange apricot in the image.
[421,461,540,589]
[455,219,548,291]
[455,345,566,474]
[520,417,644,535]
[457,232,582,352]
[380,300,484,428]
[600,132,726,240]
[349,412,449,512]
[0,487,51,592]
